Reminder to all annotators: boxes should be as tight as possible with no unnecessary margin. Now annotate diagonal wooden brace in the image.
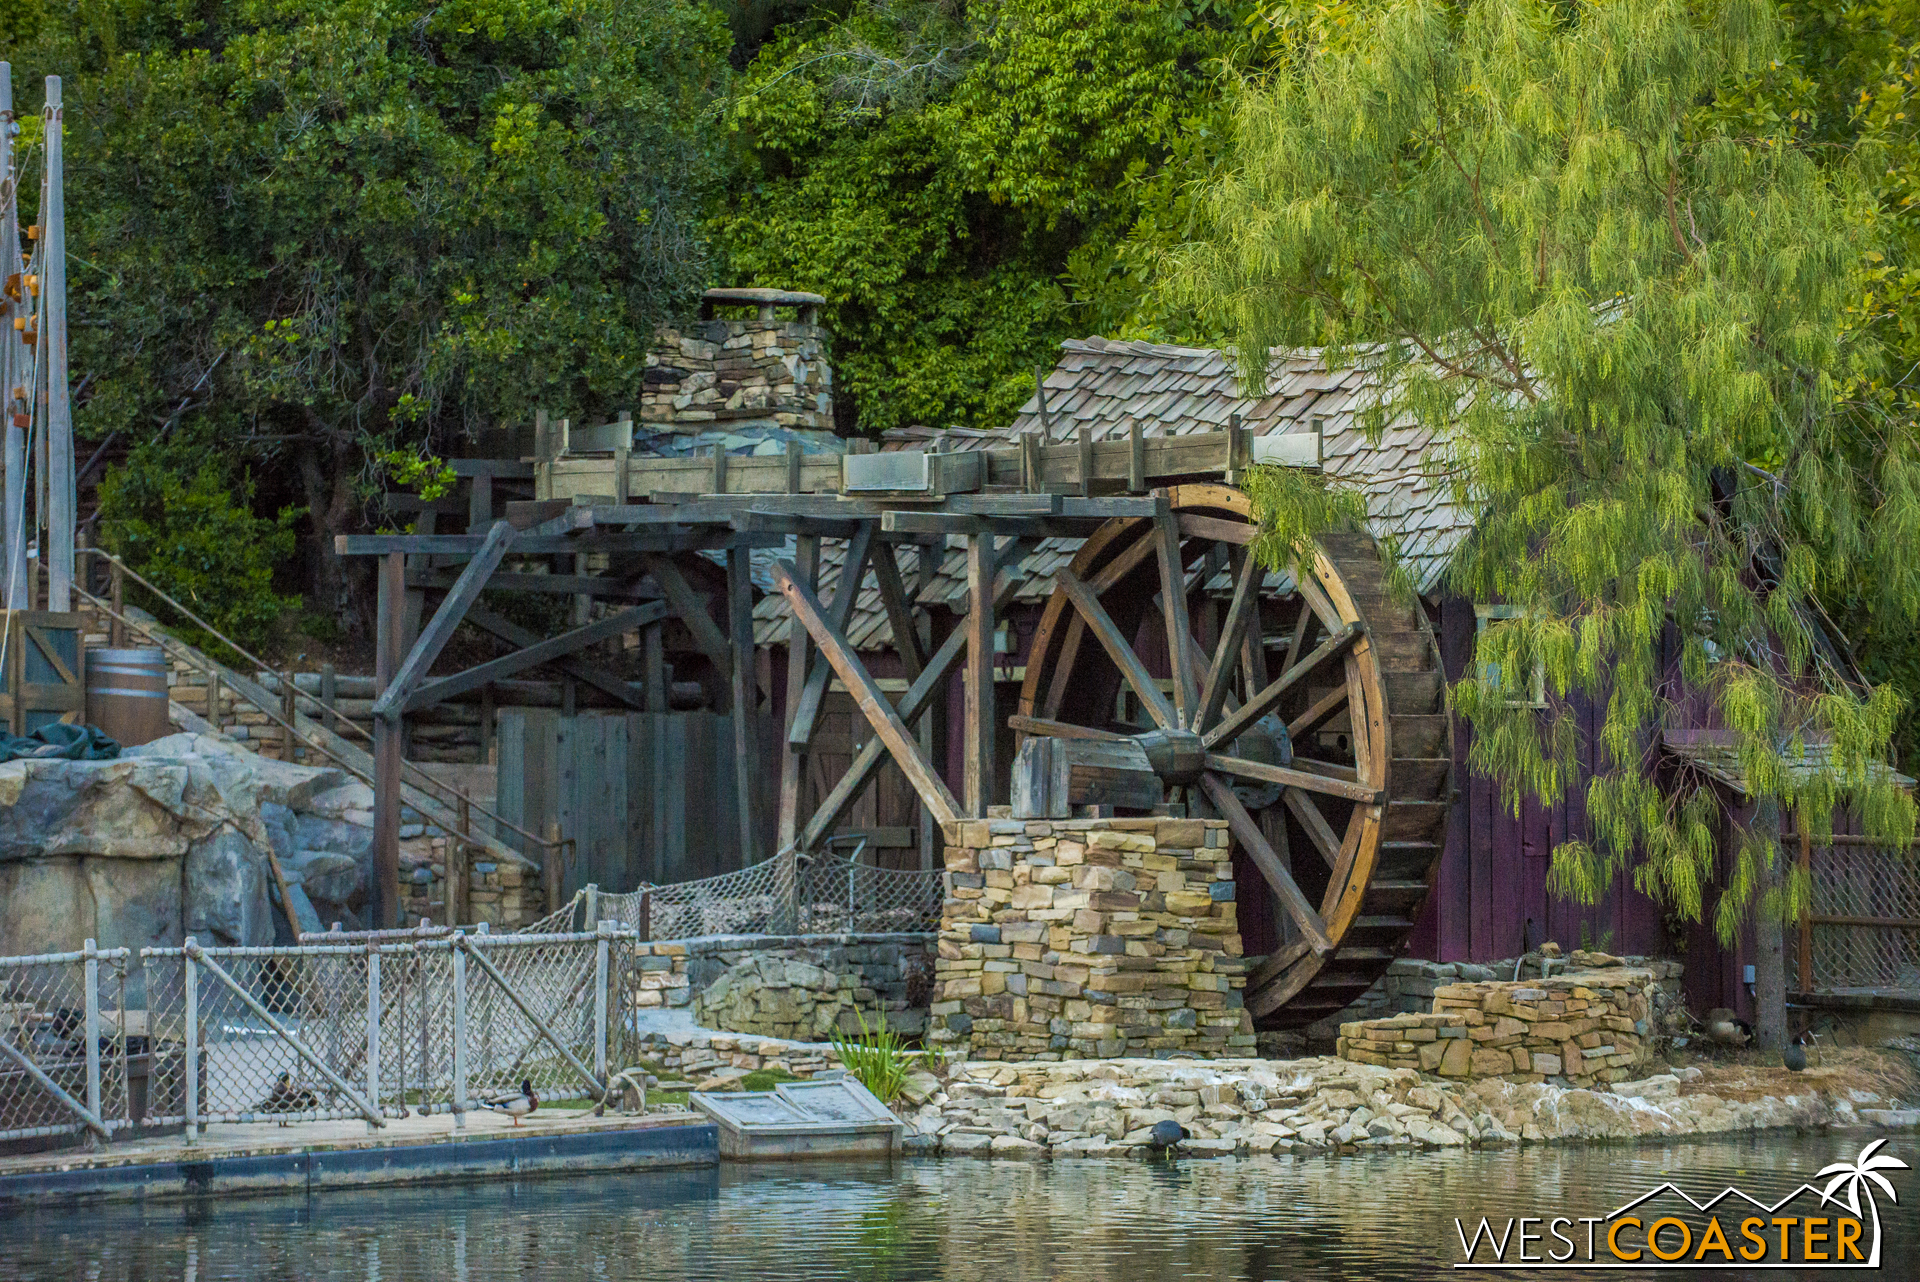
[372,520,516,719]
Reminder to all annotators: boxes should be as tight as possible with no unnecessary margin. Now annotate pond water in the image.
[10,1133,1918,1280]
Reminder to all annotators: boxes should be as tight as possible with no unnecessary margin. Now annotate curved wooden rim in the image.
[1017,485,1394,1021]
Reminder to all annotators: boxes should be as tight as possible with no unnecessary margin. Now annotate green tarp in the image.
[0,723,123,764]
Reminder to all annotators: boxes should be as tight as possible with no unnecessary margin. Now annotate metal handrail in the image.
[67,550,566,867]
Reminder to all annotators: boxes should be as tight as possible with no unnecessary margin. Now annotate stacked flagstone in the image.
[927,816,1257,1060]
[1337,966,1656,1087]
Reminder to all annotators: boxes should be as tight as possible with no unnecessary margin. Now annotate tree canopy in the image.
[4,0,730,620]
[1183,0,1920,945]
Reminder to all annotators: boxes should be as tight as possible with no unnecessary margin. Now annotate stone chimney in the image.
[642,288,833,435]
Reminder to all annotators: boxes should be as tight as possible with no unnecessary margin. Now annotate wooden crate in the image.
[0,611,85,735]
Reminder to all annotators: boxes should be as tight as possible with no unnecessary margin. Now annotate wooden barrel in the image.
[86,647,169,747]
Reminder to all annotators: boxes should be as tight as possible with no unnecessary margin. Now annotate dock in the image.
[0,1109,715,1205]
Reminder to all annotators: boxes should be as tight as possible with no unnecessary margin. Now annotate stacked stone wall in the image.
[1337,965,1659,1088]
[642,318,832,431]
[929,816,1255,1060]
[629,933,934,1032]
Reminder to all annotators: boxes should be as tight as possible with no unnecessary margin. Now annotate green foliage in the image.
[829,1009,910,1103]
[375,448,457,505]
[1243,461,1369,581]
[1188,0,1920,942]
[737,1066,801,1091]
[715,0,1248,433]
[97,440,302,653]
[9,0,731,619]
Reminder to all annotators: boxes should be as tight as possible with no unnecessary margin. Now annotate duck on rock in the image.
[482,1079,538,1126]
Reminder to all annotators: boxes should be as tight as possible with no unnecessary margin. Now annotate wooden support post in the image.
[544,821,564,917]
[786,440,802,494]
[480,681,496,764]
[711,444,728,496]
[108,559,124,647]
[613,443,630,505]
[1128,420,1146,494]
[788,523,874,749]
[1021,433,1044,494]
[727,542,760,865]
[467,470,493,531]
[0,64,22,616]
[42,76,71,613]
[282,678,297,763]
[1225,411,1247,487]
[372,551,406,930]
[1034,365,1053,434]
[320,662,336,726]
[965,532,996,817]
[644,621,666,712]
[450,795,470,927]
[778,534,819,852]
[1077,426,1093,498]
[208,670,221,730]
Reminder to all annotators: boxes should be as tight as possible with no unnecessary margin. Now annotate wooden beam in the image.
[409,569,660,600]
[404,603,665,713]
[371,521,517,719]
[1203,622,1363,750]
[1055,567,1177,730]
[1154,507,1198,725]
[1195,549,1265,735]
[1198,772,1333,955]
[787,524,875,748]
[727,543,761,863]
[869,542,925,680]
[773,561,961,828]
[1177,511,1257,546]
[777,534,819,852]
[964,533,996,817]
[461,606,647,710]
[1203,753,1385,804]
[372,553,405,930]
[1007,714,1127,742]
[797,548,1030,852]
[640,553,733,673]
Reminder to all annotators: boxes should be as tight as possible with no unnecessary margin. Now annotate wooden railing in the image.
[71,550,572,911]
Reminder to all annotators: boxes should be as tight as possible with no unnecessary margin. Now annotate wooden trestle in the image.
[337,428,1451,1025]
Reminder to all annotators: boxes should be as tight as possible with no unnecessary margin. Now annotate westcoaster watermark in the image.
[1454,1139,1907,1268]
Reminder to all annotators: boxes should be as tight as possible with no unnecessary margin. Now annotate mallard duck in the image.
[257,1072,319,1124]
[482,1079,538,1126]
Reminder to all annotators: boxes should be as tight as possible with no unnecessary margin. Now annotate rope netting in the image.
[0,947,131,1142]
[561,848,943,939]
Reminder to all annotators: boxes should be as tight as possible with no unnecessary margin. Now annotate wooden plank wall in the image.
[804,692,926,871]
[498,708,778,895]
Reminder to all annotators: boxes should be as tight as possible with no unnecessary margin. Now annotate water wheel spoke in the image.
[1287,685,1349,740]
[1198,772,1333,956]
[1203,752,1384,804]
[1007,714,1126,743]
[1194,547,1264,735]
[1282,788,1343,868]
[1153,510,1199,724]
[1202,620,1364,751]
[1055,567,1177,730]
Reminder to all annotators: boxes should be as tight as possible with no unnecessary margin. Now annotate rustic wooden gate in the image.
[497,708,779,896]
[0,610,84,734]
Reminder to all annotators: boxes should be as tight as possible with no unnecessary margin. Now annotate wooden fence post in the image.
[1797,816,1814,994]
[108,559,124,647]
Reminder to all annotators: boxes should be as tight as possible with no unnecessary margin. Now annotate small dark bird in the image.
[1784,1038,1808,1072]
[483,1078,538,1126]
[257,1072,319,1124]
[1147,1119,1188,1153]
[1705,1009,1754,1047]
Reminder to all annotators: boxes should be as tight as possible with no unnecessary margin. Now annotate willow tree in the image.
[1181,0,1920,1048]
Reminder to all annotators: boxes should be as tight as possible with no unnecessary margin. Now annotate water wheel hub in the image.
[1134,728,1206,785]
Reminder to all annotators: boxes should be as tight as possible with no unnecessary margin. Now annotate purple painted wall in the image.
[1406,598,1750,1015]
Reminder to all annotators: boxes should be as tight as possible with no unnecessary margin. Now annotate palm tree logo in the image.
[1816,1138,1909,1267]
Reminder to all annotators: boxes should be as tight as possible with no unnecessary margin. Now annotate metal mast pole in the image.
[0,64,23,612]
[42,75,68,611]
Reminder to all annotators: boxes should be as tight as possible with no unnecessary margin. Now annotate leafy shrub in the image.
[96,440,303,655]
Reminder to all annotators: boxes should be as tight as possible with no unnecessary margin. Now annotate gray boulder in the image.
[283,848,362,904]
[184,826,274,947]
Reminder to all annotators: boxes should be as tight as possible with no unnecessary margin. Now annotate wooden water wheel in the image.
[1014,484,1452,1026]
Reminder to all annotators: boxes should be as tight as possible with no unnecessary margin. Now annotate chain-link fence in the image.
[581,846,943,941]
[0,943,131,1144]
[0,927,633,1147]
[1791,836,1920,994]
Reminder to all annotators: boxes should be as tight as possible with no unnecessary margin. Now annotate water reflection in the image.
[8,1136,1915,1280]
